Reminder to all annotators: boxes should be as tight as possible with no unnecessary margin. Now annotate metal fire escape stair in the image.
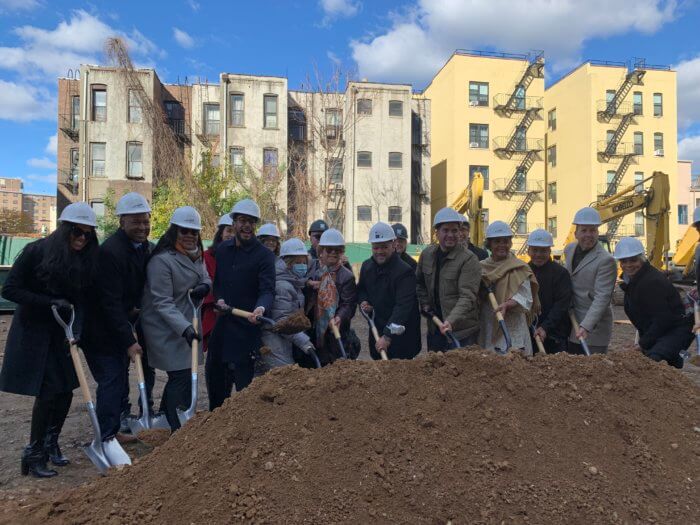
[499,54,545,117]
[604,113,635,156]
[326,183,346,230]
[497,151,539,199]
[598,67,646,123]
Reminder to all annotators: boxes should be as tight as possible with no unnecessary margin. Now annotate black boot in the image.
[44,392,73,467]
[21,442,57,478]
[44,429,69,466]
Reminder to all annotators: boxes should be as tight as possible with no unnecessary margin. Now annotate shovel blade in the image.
[150,413,171,430]
[127,416,149,436]
[102,438,131,467]
[84,443,111,474]
[176,407,194,426]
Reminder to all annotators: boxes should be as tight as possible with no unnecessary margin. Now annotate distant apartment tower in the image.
[0,177,56,233]
[425,51,546,252]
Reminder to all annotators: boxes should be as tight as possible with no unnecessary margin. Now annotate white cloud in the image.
[26,172,57,184]
[351,0,677,86]
[0,0,41,13]
[675,55,700,128]
[0,80,54,121]
[187,0,200,12]
[327,51,341,66]
[173,27,195,49]
[45,133,57,156]
[679,135,700,167]
[27,157,57,169]
[320,0,361,25]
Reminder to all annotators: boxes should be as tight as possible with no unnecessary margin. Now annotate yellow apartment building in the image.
[545,60,678,251]
[425,50,546,252]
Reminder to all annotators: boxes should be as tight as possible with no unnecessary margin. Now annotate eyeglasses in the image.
[310,233,322,240]
[235,216,256,226]
[179,227,199,236]
[322,246,343,254]
[70,225,94,239]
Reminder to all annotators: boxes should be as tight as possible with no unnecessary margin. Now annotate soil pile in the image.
[3,349,700,524]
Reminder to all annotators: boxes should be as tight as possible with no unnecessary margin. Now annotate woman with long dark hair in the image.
[0,202,99,478]
[140,206,211,431]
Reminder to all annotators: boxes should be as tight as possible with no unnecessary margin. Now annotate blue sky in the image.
[1,0,700,197]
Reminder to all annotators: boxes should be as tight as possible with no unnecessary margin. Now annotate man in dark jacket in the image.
[459,216,488,261]
[527,229,572,354]
[83,192,154,441]
[209,199,275,406]
[308,219,328,260]
[391,223,417,271]
[359,222,421,360]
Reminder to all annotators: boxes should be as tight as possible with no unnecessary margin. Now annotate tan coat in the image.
[416,244,481,340]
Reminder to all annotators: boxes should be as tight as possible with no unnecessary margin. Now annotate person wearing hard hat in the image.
[305,228,359,363]
[479,221,540,354]
[358,222,421,360]
[391,223,417,271]
[459,215,488,261]
[82,192,157,443]
[308,219,329,260]
[140,206,211,431]
[207,198,276,404]
[201,214,236,408]
[258,223,281,256]
[0,202,99,477]
[260,238,316,369]
[527,228,572,354]
[564,207,617,354]
[416,207,482,350]
[615,237,692,368]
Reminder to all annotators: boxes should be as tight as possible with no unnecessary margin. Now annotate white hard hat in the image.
[527,228,553,247]
[433,207,463,228]
[217,214,233,227]
[573,207,602,226]
[613,237,645,260]
[59,202,97,227]
[319,228,345,246]
[459,214,469,224]
[115,192,151,216]
[485,220,513,239]
[231,198,261,220]
[280,238,307,257]
[368,221,396,243]
[258,223,280,238]
[170,206,201,230]
[693,206,700,226]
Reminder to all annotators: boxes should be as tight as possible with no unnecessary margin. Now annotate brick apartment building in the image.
[0,177,56,234]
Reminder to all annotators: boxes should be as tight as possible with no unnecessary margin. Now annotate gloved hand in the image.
[51,298,72,315]
[190,283,210,302]
[182,326,201,346]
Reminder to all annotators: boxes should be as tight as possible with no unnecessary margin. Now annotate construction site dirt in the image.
[0,307,698,524]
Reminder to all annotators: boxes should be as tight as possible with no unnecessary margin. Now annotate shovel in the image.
[177,290,203,426]
[359,306,388,360]
[52,305,131,473]
[227,307,311,335]
[568,311,591,356]
[484,284,513,354]
[329,321,348,359]
[689,301,700,366]
[529,319,547,355]
[421,310,460,349]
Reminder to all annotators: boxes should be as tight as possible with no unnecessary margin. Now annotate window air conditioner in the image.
[469,142,480,148]
[654,149,664,156]
[469,100,479,107]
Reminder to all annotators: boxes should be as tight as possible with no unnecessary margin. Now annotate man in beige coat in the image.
[416,207,482,350]
[564,207,617,354]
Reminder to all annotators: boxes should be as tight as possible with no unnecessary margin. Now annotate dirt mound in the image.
[3,350,700,524]
[137,429,170,448]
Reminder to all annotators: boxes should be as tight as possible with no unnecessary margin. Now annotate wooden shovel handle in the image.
[134,353,145,384]
[191,315,199,371]
[367,321,388,360]
[69,343,93,405]
[431,316,443,329]
[533,334,546,354]
[694,303,700,334]
[488,292,505,322]
[330,321,341,339]
[231,308,253,319]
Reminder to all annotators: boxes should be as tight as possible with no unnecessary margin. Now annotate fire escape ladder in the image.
[605,113,635,156]
[603,154,635,198]
[606,218,624,239]
[504,108,539,152]
[499,151,538,199]
[508,192,537,232]
[599,67,646,122]
[502,56,545,115]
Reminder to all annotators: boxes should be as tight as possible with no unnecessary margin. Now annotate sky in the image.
[1,0,700,197]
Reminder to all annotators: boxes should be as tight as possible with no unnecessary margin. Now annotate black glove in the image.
[51,298,72,315]
[190,283,211,302]
[182,326,201,346]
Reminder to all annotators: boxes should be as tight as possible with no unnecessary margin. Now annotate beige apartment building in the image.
[677,159,698,237]
[0,177,56,233]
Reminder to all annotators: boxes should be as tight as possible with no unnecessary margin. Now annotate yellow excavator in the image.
[451,172,485,248]
[670,224,699,279]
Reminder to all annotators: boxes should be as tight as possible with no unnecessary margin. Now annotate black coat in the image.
[399,251,418,271]
[357,253,421,360]
[210,237,276,364]
[0,240,81,397]
[468,242,489,261]
[529,259,572,340]
[620,262,690,351]
[83,229,151,355]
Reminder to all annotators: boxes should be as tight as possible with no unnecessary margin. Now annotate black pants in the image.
[160,368,191,432]
[427,331,477,352]
[30,391,73,444]
[644,326,693,369]
[205,347,234,411]
[121,347,156,418]
[85,351,129,440]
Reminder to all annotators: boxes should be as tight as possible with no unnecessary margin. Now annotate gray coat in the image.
[564,241,617,347]
[140,250,211,372]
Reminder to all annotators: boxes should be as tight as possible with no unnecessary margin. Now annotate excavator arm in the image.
[451,172,485,248]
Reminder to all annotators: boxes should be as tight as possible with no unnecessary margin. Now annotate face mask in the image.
[292,263,308,277]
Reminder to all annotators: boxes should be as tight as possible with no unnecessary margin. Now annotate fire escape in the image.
[596,64,646,238]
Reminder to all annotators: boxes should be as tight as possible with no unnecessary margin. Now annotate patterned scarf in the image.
[315,264,339,347]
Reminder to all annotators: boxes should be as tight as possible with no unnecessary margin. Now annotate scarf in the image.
[315,264,340,347]
[175,241,201,262]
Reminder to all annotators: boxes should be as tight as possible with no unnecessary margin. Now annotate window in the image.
[653,133,664,154]
[325,109,342,140]
[388,206,402,223]
[230,93,244,126]
[634,172,644,193]
[468,82,489,106]
[127,142,143,179]
[605,170,616,193]
[357,151,372,167]
[357,98,372,115]
[92,87,106,122]
[635,211,644,237]
[263,94,278,128]
[90,143,105,177]
[289,108,306,141]
[357,206,372,221]
[469,123,489,148]
[679,204,689,225]
[515,210,527,235]
[328,159,343,184]
[71,96,80,129]
[606,129,616,145]
[388,152,402,168]
[606,89,616,104]
[469,165,489,190]
[633,92,643,115]
[548,182,557,204]
[514,128,526,151]
[69,149,79,182]
[547,145,557,167]
[548,108,556,130]
[634,132,644,155]
[263,148,278,180]
[547,217,557,238]
[128,90,142,123]
[230,147,244,175]
[388,100,403,117]
[653,93,663,116]
[514,85,525,110]
[514,169,526,192]
[204,103,220,135]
